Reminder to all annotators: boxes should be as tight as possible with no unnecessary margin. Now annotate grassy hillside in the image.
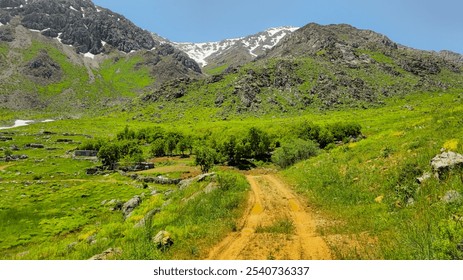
[1,89,463,259]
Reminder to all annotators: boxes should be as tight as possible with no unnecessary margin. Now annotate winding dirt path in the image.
[207,173,331,260]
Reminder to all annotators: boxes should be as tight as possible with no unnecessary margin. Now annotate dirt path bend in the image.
[207,174,331,260]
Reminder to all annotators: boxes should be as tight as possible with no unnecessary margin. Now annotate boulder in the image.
[431,151,463,179]
[152,231,173,249]
[89,248,122,260]
[122,195,141,218]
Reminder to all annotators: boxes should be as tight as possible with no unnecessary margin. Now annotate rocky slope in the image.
[0,0,202,111]
[173,27,298,69]
[140,23,463,117]
[0,0,155,54]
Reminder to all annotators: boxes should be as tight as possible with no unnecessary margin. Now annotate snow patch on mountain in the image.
[173,26,299,67]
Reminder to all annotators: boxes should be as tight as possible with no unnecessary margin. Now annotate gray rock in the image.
[431,151,463,179]
[416,172,432,184]
[152,231,173,249]
[122,195,141,218]
[442,190,462,204]
[89,248,122,260]
[178,172,216,190]
[134,208,161,228]
[107,199,123,211]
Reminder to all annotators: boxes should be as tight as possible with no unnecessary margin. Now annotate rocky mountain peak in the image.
[173,26,299,68]
[265,23,398,59]
[0,0,156,54]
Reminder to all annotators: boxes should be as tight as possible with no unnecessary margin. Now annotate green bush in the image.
[194,145,217,173]
[327,122,362,142]
[151,138,166,157]
[272,138,319,168]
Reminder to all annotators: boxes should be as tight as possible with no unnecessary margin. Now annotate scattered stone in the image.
[56,139,73,143]
[122,195,142,218]
[140,175,181,185]
[86,234,97,245]
[89,248,122,260]
[152,231,173,249]
[134,208,161,228]
[178,172,216,189]
[86,168,98,175]
[416,172,432,184]
[0,136,13,141]
[151,190,158,196]
[107,199,123,211]
[407,197,415,207]
[26,143,45,149]
[442,190,462,204]
[67,242,78,250]
[431,151,463,179]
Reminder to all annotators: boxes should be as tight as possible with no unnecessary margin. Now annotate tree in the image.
[98,143,121,169]
[164,136,177,156]
[194,145,217,173]
[247,127,271,160]
[151,138,166,157]
[272,138,319,168]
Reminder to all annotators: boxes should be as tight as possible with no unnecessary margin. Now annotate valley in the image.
[1,0,463,260]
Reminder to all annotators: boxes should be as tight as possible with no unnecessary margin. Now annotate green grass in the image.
[1,89,463,259]
[205,64,229,75]
[281,91,463,259]
[99,55,153,98]
[256,218,295,234]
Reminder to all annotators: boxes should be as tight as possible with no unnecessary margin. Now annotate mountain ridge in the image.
[172,26,298,68]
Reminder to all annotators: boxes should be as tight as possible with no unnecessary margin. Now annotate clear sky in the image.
[92,0,463,54]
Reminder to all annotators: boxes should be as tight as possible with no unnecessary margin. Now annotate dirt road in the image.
[208,174,331,260]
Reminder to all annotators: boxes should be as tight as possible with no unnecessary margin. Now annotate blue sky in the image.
[92,0,463,53]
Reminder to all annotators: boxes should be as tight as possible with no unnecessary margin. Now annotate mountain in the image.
[0,0,156,54]
[173,27,298,69]
[140,23,463,119]
[1,1,462,118]
[0,0,201,112]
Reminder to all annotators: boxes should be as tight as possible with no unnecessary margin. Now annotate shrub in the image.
[272,138,319,168]
[327,122,362,142]
[77,138,105,151]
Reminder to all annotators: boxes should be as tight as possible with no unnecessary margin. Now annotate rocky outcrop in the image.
[431,151,463,179]
[0,26,14,42]
[23,50,63,83]
[122,195,141,218]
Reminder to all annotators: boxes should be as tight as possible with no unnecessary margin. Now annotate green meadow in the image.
[1,89,463,259]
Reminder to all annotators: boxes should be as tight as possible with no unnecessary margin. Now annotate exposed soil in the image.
[207,173,332,260]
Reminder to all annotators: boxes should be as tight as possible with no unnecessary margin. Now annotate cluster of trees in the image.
[79,122,362,172]
[296,121,362,148]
